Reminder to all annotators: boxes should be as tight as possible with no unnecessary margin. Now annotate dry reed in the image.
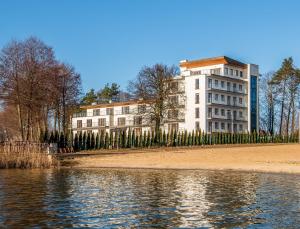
[0,142,59,169]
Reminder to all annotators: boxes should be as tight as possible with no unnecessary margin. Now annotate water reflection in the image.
[0,169,300,228]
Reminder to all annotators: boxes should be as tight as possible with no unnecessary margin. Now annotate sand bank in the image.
[64,144,300,174]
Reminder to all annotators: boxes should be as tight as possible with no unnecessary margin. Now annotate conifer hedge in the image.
[39,129,299,152]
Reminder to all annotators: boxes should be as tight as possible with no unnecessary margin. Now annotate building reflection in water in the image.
[0,169,300,228]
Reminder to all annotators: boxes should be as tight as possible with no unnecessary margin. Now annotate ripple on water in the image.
[0,169,300,228]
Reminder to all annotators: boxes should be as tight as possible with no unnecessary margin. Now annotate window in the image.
[221,123,225,130]
[98,118,106,127]
[215,108,219,115]
[122,106,130,114]
[208,93,212,103]
[227,96,231,105]
[195,79,199,89]
[233,97,237,105]
[118,117,126,126]
[239,111,243,118]
[233,110,237,120]
[170,96,178,105]
[233,83,237,91]
[138,105,146,113]
[134,116,142,125]
[221,109,225,116]
[250,76,258,131]
[87,119,92,127]
[240,71,243,77]
[224,68,228,75]
[168,110,178,119]
[106,108,113,115]
[168,123,179,132]
[221,94,225,102]
[227,110,231,119]
[211,68,221,75]
[227,123,231,131]
[77,120,82,128]
[235,70,239,76]
[215,94,219,101]
[239,124,243,131]
[195,121,200,130]
[170,81,178,92]
[208,79,212,88]
[195,108,200,118]
[227,82,231,91]
[239,84,243,91]
[221,81,225,88]
[215,122,219,130]
[215,80,219,87]
[230,69,233,75]
[93,109,100,116]
[208,108,212,118]
[233,124,237,132]
[239,97,243,104]
[195,93,199,104]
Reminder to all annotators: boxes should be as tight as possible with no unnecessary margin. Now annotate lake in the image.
[0,169,299,228]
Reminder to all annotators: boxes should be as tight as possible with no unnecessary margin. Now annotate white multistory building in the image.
[71,56,259,136]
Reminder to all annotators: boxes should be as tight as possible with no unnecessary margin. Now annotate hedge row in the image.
[72,130,299,151]
[39,130,72,148]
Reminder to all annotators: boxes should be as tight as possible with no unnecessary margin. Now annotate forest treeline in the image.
[1,36,300,143]
[0,37,81,141]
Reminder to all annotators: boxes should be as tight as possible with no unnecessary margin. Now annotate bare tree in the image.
[0,37,82,141]
[259,72,276,134]
[129,64,184,133]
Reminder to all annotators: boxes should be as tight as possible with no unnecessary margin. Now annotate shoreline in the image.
[62,144,300,174]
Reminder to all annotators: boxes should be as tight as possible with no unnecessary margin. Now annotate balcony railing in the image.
[207,86,247,95]
[72,120,149,129]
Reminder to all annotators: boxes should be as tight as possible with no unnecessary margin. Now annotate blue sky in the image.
[1,0,300,92]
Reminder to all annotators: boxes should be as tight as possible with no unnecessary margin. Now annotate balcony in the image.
[72,120,147,130]
[207,86,247,95]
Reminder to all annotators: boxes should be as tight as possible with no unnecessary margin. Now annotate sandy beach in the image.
[64,144,300,174]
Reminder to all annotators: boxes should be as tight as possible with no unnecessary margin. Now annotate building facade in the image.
[71,56,259,136]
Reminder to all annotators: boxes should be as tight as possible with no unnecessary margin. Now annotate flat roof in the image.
[180,56,247,69]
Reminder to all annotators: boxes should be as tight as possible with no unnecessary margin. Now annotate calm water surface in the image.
[0,169,300,228]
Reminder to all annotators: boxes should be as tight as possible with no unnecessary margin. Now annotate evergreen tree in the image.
[95,133,100,149]
[110,131,113,149]
[191,130,195,146]
[74,134,79,151]
[59,132,65,148]
[127,129,132,148]
[162,130,167,146]
[104,132,109,149]
[78,132,83,150]
[82,132,87,150]
[54,131,59,143]
[91,132,95,149]
[132,130,136,148]
[86,132,91,150]
[146,131,150,147]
